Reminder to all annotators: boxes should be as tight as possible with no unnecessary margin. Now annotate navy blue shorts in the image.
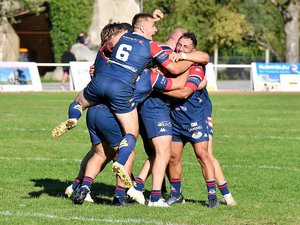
[84,75,137,114]
[172,120,209,144]
[138,92,172,139]
[86,104,123,147]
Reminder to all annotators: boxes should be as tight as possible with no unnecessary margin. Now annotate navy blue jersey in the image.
[93,44,112,75]
[170,65,207,123]
[99,32,173,88]
[135,68,172,104]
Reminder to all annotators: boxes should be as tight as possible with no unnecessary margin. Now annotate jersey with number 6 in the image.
[99,32,173,88]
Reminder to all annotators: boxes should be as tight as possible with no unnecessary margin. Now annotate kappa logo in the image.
[159,128,167,133]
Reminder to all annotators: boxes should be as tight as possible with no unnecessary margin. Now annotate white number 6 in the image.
[116,44,132,61]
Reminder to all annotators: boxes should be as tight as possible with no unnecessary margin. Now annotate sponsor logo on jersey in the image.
[157,121,172,127]
[192,131,202,139]
[159,128,167,133]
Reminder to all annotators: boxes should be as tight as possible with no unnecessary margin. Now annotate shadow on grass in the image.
[26,178,116,205]
[185,198,209,207]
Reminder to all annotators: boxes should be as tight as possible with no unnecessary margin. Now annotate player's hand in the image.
[152,9,164,21]
[89,64,95,78]
[169,52,181,62]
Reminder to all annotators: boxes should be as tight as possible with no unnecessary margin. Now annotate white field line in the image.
[0,156,299,173]
[0,210,179,225]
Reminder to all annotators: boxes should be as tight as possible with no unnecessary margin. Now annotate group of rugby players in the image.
[52,9,236,208]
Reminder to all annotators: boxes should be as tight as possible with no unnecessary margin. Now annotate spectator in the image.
[61,45,76,90]
[76,32,90,45]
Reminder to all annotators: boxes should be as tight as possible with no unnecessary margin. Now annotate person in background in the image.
[60,45,76,90]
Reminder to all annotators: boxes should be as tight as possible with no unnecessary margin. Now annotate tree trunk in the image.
[285,1,300,63]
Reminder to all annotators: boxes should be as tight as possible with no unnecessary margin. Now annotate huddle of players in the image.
[53,10,236,208]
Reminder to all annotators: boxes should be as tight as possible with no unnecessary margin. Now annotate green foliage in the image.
[48,0,93,62]
[0,0,44,24]
[143,0,289,62]
[0,92,300,224]
[207,7,252,48]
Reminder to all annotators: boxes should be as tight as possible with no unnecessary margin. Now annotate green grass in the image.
[0,92,299,225]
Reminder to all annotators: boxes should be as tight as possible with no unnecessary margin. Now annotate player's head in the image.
[132,13,157,40]
[100,22,132,47]
[167,28,186,42]
[120,22,134,33]
[175,32,197,53]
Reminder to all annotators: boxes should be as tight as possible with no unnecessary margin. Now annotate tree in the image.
[0,0,44,25]
[207,6,253,65]
[271,0,300,63]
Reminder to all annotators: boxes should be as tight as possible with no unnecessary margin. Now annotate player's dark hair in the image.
[120,22,134,33]
[132,13,154,28]
[180,32,198,48]
[100,22,132,46]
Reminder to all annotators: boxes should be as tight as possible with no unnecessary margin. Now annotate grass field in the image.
[0,92,299,225]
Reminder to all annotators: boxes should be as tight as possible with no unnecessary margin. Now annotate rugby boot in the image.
[72,186,90,205]
[223,193,237,206]
[166,192,185,205]
[52,118,77,138]
[148,197,169,207]
[208,197,219,208]
[127,186,145,205]
[112,162,132,188]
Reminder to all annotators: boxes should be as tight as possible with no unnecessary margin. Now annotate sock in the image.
[81,176,93,192]
[134,177,144,191]
[115,185,126,203]
[206,179,217,199]
[170,178,181,195]
[218,181,230,196]
[68,102,82,120]
[116,133,136,165]
[150,190,162,202]
[71,178,81,190]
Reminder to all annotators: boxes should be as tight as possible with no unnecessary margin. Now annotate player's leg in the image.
[166,140,185,205]
[193,141,218,208]
[65,148,94,198]
[112,108,139,188]
[72,143,113,204]
[112,150,135,206]
[208,134,236,206]
[148,135,172,207]
[127,158,150,205]
[52,91,91,137]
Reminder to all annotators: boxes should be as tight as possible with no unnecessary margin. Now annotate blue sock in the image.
[68,102,82,120]
[218,181,230,196]
[170,178,181,195]
[206,179,217,199]
[115,185,126,203]
[134,177,144,191]
[116,133,136,165]
[71,178,81,190]
[150,190,162,202]
[81,176,93,192]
